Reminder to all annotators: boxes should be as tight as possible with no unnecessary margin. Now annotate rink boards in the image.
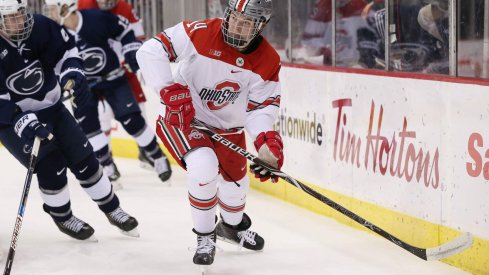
[108,66,489,274]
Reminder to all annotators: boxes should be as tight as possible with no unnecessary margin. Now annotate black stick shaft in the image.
[4,137,41,275]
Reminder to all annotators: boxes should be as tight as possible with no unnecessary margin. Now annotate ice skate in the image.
[103,162,122,190]
[54,215,98,242]
[192,229,217,267]
[154,156,172,183]
[216,213,264,251]
[138,148,154,170]
[105,207,139,237]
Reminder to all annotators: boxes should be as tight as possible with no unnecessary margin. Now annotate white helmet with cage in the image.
[0,0,34,41]
[221,0,273,50]
[43,0,77,25]
[96,0,119,10]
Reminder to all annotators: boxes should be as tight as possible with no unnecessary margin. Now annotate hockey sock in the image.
[71,155,119,213]
[185,147,220,233]
[140,137,164,160]
[218,176,249,226]
[36,150,72,222]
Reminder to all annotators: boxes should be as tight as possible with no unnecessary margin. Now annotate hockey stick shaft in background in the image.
[191,119,473,261]
[3,137,42,275]
[61,66,126,102]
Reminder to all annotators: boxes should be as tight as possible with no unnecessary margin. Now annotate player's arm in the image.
[41,18,89,107]
[136,22,194,91]
[136,22,196,130]
[0,95,21,127]
[0,93,51,141]
[106,13,142,72]
[245,62,283,183]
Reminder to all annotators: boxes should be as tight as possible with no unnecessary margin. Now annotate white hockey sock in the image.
[185,147,219,233]
[218,176,250,226]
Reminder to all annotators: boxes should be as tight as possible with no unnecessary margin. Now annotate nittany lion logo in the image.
[6,61,44,96]
[199,81,241,111]
[80,47,107,75]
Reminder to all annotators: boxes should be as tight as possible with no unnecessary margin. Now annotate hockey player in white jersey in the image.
[137,0,284,266]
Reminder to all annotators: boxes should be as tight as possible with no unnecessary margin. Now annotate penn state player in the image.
[0,0,138,240]
[78,0,156,170]
[43,0,172,184]
[137,0,284,266]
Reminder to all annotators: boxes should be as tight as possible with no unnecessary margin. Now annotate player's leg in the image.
[215,132,265,251]
[125,68,153,169]
[72,91,121,187]
[0,125,95,240]
[155,122,218,265]
[103,81,172,182]
[53,106,139,236]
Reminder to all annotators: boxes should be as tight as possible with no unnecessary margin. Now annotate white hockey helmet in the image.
[0,0,34,41]
[221,0,273,50]
[43,0,77,25]
[96,0,119,10]
[432,0,448,11]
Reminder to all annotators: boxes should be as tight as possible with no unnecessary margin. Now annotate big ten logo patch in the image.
[199,81,241,111]
[188,130,204,140]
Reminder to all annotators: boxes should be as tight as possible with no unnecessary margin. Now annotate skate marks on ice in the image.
[0,151,469,275]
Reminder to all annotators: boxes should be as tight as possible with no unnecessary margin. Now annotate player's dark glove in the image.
[60,70,89,108]
[13,111,52,144]
[251,131,284,183]
[124,51,140,73]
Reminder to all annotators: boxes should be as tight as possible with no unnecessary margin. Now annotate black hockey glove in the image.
[124,51,140,73]
[60,70,90,108]
[13,111,52,144]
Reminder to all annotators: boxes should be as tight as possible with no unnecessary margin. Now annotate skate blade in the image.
[216,235,240,249]
[111,180,123,191]
[139,161,153,170]
[83,235,99,242]
[120,228,140,238]
[199,265,209,275]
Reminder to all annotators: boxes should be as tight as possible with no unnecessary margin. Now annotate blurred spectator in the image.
[417,0,449,74]
[300,0,368,66]
[356,0,448,73]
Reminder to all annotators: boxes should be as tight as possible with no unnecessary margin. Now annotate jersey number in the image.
[186,21,207,33]
[60,28,69,42]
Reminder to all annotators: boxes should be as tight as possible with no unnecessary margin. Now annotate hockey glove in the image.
[251,131,284,183]
[60,70,90,108]
[160,83,195,131]
[13,111,52,144]
[124,51,140,73]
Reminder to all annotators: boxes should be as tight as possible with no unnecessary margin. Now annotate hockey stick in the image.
[191,119,473,261]
[3,137,42,275]
[61,67,126,102]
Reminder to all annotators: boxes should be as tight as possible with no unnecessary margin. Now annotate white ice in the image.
[0,148,468,275]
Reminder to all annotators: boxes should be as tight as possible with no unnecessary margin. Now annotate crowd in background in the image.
[27,0,489,78]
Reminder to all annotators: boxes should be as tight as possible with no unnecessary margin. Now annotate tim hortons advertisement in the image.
[279,67,489,240]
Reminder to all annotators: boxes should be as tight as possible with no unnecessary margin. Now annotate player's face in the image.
[3,11,26,36]
[96,0,118,10]
[227,11,256,42]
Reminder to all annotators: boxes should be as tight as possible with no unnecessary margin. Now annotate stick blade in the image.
[426,232,473,261]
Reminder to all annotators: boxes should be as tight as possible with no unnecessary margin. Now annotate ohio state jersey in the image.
[137,18,281,139]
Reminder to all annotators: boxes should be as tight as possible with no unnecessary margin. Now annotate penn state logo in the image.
[79,47,107,75]
[198,81,241,111]
[6,61,44,96]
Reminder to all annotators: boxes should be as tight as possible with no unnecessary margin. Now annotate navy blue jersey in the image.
[0,14,84,127]
[71,9,141,90]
